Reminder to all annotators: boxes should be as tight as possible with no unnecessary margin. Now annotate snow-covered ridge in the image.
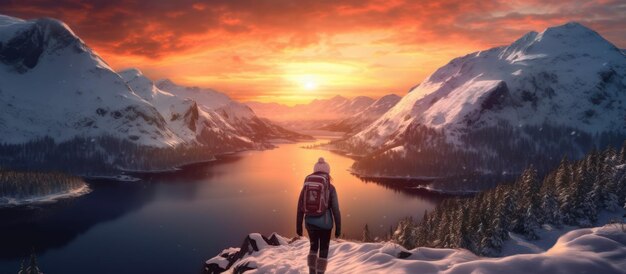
[156,79,232,109]
[246,95,376,123]
[205,225,626,274]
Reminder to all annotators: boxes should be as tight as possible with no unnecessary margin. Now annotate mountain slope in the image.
[343,22,626,178]
[0,15,181,147]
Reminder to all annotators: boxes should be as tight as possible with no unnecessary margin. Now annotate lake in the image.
[0,139,444,274]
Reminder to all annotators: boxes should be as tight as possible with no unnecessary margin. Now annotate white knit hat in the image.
[313,157,330,174]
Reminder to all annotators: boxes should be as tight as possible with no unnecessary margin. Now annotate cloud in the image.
[4,0,623,58]
[1,0,624,103]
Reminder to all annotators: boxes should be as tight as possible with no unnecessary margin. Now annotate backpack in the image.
[301,173,330,217]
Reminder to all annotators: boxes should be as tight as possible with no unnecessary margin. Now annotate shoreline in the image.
[0,184,91,208]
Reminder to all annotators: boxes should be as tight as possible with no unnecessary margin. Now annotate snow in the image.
[84,174,141,182]
[0,184,90,207]
[423,79,503,127]
[501,209,626,257]
[350,21,626,148]
[206,224,626,274]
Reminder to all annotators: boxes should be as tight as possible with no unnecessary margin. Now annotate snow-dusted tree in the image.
[540,174,563,227]
[393,217,416,249]
[512,167,542,235]
[18,252,42,274]
[619,141,626,164]
[522,204,540,240]
[480,186,509,255]
[362,224,374,243]
[414,211,429,246]
[555,157,573,206]
[600,148,620,211]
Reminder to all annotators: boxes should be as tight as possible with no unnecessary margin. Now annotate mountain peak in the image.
[119,68,154,87]
[0,15,87,73]
[119,67,144,78]
[543,21,595,35]
[330,95,347,101]
[498,21,621,63]
[0,14,25,26]
[156,78,176,87]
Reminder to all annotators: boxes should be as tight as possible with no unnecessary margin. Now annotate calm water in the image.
[0,140,443,274]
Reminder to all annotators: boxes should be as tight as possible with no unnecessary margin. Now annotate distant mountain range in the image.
[246,94,400,131]
[321,94,401,133]
[339,22,626,180]
[0,14,306,173]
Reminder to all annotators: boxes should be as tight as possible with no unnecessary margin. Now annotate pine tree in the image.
[393,217,416,249]
[457,205,473,250]
[414,211,428,246]
[522,204,540,240]
[580,154,599,226]
[619,140,626,164]
[512,167,542,235]
[541,175,562,227]
[23,252,41,274]
[555,157,572,209]
[362,224,374,242]
[600,147,620,211]
[18,259,26,274]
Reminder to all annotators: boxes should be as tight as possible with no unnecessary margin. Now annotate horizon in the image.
[1,0,625,105]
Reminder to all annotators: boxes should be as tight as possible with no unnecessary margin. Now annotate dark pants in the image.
[307,228,331,258]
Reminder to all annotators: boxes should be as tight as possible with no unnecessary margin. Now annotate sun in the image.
[303,81,317,90]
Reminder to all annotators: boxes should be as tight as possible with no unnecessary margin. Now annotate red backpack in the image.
[301,173,330,216]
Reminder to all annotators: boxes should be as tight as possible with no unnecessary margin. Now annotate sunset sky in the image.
[1,0,625,105]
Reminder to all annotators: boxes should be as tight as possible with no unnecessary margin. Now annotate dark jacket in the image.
[296,172,341,236]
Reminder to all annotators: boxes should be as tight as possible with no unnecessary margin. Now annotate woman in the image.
[296,157,341,274]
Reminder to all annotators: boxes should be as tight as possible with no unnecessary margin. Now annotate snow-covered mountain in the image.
[155,79,311,141]
[0,15,181,147]
[322,94,401,133]
[246,95,375,126]
[344,22,626,178]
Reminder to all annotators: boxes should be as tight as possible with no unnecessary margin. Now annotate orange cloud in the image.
[1,0,624,105]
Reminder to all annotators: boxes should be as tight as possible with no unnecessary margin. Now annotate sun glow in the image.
[303,81,317,90]
[290,74,321,92]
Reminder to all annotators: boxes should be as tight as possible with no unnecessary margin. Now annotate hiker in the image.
[297,157,341,274]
